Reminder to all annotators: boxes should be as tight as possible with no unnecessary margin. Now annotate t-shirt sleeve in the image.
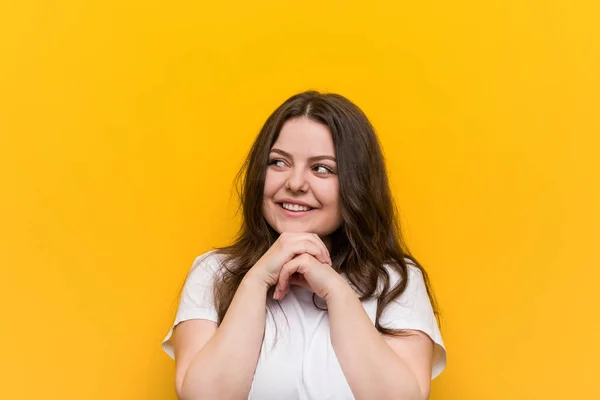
[379,260,447,380]
[161,251,222,359]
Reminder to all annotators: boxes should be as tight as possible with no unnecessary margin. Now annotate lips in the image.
[281,202,312,212]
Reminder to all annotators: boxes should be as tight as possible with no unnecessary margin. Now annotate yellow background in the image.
[1,1,598,399]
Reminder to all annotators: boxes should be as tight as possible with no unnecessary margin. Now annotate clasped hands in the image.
[249,232,349,302]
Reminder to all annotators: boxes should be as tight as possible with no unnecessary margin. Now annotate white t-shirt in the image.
[162,250,447,399]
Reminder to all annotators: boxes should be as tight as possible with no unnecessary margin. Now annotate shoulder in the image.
[186,249,227,279]
[377,258,430,306]
[382,257,423,288]
[192,249,224,266]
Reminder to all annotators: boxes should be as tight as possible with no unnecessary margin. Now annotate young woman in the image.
[162,91,447,400]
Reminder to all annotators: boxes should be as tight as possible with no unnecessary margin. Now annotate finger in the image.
[282,284,290,299]
[281,274,310,300]
[305,233,331,265]
[301,234,331,265]
[289,240,330,265]
[274,284,289,300]
[280,278,291,300]
[280,232,331,265]
[278,257,302,296]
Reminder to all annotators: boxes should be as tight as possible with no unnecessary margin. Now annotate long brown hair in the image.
[210,90,440,335]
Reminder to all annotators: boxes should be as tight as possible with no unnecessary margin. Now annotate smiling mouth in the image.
[279,202,314,212]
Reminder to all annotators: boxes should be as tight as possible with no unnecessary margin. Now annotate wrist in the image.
[324,276,356,304]
[242,269,270,292]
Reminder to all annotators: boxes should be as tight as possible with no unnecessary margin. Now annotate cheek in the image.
[263,171,280,198]
[313,179,340,206]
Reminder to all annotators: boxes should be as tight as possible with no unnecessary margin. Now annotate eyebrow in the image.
[270,148,337,163]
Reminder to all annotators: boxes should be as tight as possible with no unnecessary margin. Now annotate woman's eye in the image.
[268,159,286,168]
[314,164,334,175]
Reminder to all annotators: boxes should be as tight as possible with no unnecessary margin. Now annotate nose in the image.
[286,167,309,193]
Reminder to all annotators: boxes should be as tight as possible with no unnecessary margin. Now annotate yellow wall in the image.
[1,1,598,399]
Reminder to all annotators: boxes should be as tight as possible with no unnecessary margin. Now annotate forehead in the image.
[271,117,335,156]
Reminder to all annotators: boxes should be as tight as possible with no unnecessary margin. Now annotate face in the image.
[262,117,343,239]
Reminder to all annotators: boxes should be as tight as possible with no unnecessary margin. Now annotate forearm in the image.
[180,274,268,400]
[326,285,424,400]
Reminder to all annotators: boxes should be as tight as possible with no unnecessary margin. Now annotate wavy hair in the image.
[210,90,440,335]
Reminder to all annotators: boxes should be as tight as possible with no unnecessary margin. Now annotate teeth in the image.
[282,202,311,212]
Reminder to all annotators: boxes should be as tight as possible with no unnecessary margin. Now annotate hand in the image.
[249,232,332,288]
[274,253,348,301]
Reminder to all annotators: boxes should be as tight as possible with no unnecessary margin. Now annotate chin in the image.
[275,222,315,234]
[276,224,337,239]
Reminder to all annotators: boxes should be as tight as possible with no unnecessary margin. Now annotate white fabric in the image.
[162,250,447,399]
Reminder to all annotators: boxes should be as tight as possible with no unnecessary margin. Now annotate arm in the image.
[173,234,332,399]
[173,273,268,400]
[326,282,434,400]
[275,254,435,400]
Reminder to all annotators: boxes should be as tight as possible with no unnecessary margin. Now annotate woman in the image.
[162,91,447,400]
